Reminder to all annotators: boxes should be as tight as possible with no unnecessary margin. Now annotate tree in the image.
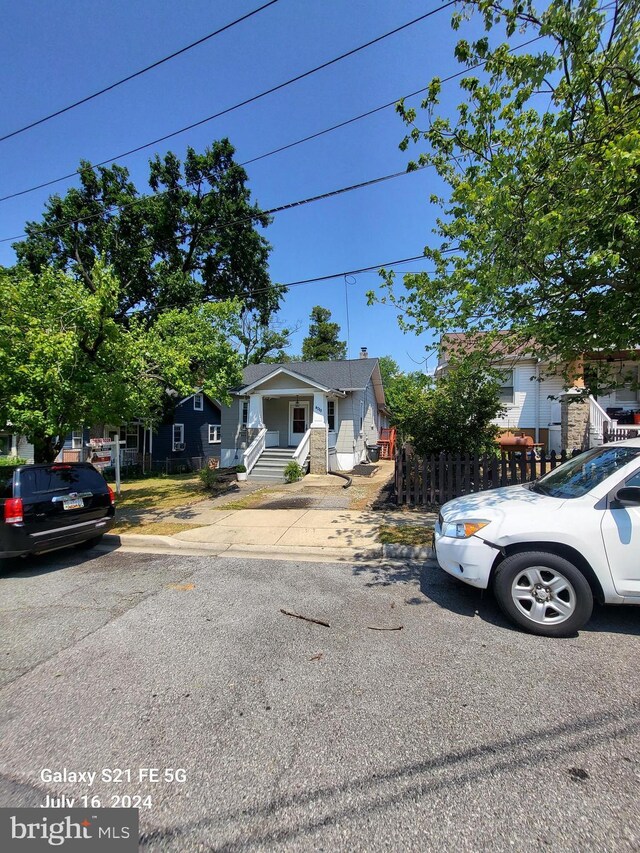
[0,264,242,462]
[377,356,432,433]
[301,306,347,361]
[234,309,299,365]
[378,0,640,386]
[14,139,283,325]
[399,364,503,456]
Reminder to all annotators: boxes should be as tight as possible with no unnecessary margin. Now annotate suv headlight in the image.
[441,520,491,539]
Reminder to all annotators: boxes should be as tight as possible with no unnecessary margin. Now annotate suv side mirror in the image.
[614,486,640,506]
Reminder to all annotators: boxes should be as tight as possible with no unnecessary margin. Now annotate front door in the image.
[288,402,309,447]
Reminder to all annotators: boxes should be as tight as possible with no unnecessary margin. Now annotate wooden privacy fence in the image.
[396,448,582,507]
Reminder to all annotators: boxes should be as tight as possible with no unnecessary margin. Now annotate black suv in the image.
[0,462,115,559]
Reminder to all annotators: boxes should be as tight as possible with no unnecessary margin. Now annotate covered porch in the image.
[240,369,343,477]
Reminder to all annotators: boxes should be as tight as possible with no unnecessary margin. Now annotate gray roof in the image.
[235,358,380,393]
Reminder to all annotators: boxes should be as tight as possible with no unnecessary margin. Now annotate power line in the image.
[0,165,428,244]
[0,1,456,203]
[0,0,282,144]
[0,32,541,206]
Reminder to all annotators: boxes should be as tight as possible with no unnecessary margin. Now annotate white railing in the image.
[293,428,311,467]
[266,430,280,447]
[244,427,267,474]
[588,396,614,446]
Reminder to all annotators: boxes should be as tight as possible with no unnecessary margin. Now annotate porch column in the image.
[560,389,589,452]
[310,392,328,474]
[247,394,264,429]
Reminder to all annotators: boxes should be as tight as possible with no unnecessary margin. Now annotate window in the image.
[0,434,12,457]
[193,393,204,411]
[120,423,139,450]
[615,366,639,403]
[173,424,185,451]
[241,399,249,427]
[71,429,83,450]
[359,399,364,432]
[208,424,220,444]
[532,446,640,499]
[327,400,337,432]
[498,370,515,404]
[21,466,108,497]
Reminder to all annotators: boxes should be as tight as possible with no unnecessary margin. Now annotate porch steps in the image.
[250,447,298,481]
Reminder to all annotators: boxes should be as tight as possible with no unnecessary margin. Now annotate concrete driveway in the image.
[1,548,639,851]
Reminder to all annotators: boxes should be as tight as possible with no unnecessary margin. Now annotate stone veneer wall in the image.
[310,428,328,474]
[561,394,589,451]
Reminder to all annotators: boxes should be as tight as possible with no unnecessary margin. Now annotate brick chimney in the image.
[359,347,368,359]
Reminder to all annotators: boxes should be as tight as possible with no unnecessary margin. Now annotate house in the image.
[0,429,34,463]
[437,333,640,451]
[221,351,389,478]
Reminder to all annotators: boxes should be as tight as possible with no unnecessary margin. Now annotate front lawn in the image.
[114,473,206,514]
[378,523,434,546]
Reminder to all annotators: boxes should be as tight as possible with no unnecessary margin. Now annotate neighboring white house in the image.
[0,430,34,463]
[437,334,640,452]
[220,352,390,477]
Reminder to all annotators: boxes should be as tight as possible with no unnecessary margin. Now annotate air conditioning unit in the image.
[174,442,185,451]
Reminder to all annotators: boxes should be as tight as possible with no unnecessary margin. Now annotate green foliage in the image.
[283,460,304,483]
[0,456,26,466]
[15,139,282,324]
[381,0,640,384]
[377,356,432,434]
[198,466,219,490]
[235,463,247,473]
[301,306,347,361]
[0,263,243,462]
[234,309,296,365]
[398,364,503,456]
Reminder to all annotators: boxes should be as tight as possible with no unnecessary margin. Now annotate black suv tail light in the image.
[4,497,23,524]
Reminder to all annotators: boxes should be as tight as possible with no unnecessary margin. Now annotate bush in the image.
[198,466,218,489]
[235,464,247,473]
[0,456,27,466]
[284,460,304,483]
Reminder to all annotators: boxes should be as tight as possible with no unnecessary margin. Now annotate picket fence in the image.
[395,448,582,507]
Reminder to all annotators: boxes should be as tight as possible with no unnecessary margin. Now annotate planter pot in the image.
[236,472,248,481]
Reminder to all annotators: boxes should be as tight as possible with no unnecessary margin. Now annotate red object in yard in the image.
[377,427,397,459]
[497,431,534,452]
[633,413,640,425]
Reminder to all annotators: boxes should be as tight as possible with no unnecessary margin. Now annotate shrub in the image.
[0,456,27,466]
[236,464,247,473]
[284,460,304,483]
[198,466,218,489]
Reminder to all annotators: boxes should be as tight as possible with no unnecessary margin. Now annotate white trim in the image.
[239,366,334,394]
[240,399,249,428]
[193,393,204,411]
[71,428,83,450]
[208,424,221,444]
[288,401,309,446]
[172,423,185,451]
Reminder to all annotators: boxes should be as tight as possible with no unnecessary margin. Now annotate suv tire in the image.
[494,551,593,638]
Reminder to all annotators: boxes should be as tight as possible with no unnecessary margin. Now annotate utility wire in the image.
[0,0,282,144]
[0,165,427,244]
[0,32,541,205]
[0,1,455,203]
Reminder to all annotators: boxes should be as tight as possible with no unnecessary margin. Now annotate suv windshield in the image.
[531,446,640,499]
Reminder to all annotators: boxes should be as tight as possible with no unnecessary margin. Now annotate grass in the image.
[114,473,207,513]
[378,523,434,546]
[216,487,278,510]
[112,520,202,536]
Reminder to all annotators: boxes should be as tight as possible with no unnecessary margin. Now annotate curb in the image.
[382,543,434,560]
[100,534,383,564]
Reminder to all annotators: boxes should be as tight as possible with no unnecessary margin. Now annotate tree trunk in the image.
[32,433,63,464]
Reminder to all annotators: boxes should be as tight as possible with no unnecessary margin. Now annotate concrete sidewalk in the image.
[106,507,437,562]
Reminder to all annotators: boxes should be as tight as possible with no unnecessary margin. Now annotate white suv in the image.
[434,438,640,637]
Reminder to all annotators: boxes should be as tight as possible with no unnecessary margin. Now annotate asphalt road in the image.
[1,547,639,852]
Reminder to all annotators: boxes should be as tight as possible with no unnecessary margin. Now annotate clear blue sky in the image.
[0,0,484,373]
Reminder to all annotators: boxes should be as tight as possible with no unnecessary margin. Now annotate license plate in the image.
[63,497,84,510]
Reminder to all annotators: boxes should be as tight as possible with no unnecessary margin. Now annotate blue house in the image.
[56,392,222,470]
